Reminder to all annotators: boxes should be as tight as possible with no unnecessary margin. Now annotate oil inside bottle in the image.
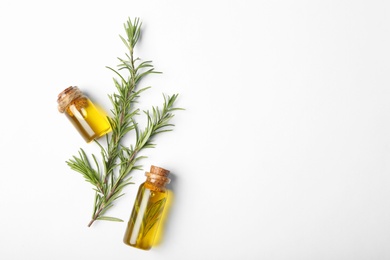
[123,166,171,250]
[124,183,168,250]
[58,86,111,143]
[65,98,111,142]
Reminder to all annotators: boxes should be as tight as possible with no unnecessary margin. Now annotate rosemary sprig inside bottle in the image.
[66,18,182,227]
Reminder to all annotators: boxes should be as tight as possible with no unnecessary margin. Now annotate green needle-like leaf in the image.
[96,216,124,222]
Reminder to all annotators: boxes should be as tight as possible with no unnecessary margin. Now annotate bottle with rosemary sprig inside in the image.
[124,165,171,250]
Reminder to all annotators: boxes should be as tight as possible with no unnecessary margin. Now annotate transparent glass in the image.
[123,182,169,250]
[64,97,111,142]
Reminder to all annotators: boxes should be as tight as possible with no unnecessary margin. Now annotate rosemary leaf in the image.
[96,216,124,222]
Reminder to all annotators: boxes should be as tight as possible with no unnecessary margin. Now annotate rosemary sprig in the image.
[66,17,182,227]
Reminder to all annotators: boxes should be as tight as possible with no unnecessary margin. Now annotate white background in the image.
[0,0,389,259]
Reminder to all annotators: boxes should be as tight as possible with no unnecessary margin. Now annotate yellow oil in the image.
[123,183,168,250]
[65,98,111,142]
[153,190,173,246]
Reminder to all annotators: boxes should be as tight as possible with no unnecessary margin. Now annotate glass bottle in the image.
[57,86,111,142]
[124,165,171,250]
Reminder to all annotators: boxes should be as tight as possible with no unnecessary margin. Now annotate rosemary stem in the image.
[88,149,139,227]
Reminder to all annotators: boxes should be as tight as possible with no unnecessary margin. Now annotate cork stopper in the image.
[57,86,84,113]
[145,165,170,189]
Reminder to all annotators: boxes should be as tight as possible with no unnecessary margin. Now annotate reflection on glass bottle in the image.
[123,165,171,250]
[57,86,111,142]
